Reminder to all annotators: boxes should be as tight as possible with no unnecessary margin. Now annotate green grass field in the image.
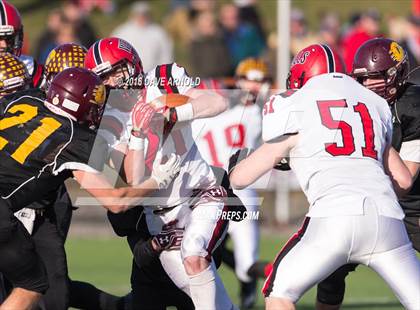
[66,235,404,310]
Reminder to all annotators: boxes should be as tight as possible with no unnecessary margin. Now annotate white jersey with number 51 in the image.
[262,73,404,219]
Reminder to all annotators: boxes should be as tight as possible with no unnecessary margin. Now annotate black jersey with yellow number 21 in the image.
[0,89,108,211]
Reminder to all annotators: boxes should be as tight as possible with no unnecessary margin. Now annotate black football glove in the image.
[274,158,291,171]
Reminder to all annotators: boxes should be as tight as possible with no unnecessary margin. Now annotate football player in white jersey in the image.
[191,58,272,308]
[85,37,237,310]
[229,44,420,310]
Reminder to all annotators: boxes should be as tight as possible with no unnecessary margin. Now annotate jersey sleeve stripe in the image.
[166,63,179,93]
[160,64,173,94]
[155,65,167,94]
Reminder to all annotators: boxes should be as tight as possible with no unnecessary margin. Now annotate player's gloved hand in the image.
[151,152,181,189]
[152,221,184,251]
[274,158,291,171]
[228,148,253,176]
[131,101,156,137]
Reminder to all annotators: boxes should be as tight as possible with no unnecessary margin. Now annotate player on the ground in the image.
[85,37,237,310]
[229,44,420,310]
[191,58,272,308]
[0,0,44,87]
[315,38,420,310]
[0,65,180,310]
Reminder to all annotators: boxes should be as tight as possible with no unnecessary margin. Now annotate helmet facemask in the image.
[353,55,409,104]
[84,102,105,131]
[0,76,29,98]
[0,27,23,56]
[101,60,144,90]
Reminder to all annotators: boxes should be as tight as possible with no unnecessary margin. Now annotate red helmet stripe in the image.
[0,2,6,26]
[320,44,335,73]
[93,39,103,66]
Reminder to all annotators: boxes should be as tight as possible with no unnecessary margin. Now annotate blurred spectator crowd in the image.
[33,0,420,85]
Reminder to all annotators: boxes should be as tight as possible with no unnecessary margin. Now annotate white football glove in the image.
[151,152,181,189]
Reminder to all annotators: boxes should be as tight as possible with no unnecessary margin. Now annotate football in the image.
[151,93,191,109]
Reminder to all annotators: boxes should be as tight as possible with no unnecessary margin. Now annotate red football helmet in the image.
[0,1,23,56]
[44,43,87,88]
[85,37,143,88]
[287,44,345,89]
[46,67,107,130]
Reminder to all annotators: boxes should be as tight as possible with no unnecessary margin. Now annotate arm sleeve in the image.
[262,95,301,142]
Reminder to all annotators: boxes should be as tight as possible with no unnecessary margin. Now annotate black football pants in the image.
[0,199,48,295]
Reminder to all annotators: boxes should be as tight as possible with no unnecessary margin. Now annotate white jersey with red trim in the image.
[103,63,216,207]
[144,63,216,207]
[192,103,261,170]
[263,73,404,219]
